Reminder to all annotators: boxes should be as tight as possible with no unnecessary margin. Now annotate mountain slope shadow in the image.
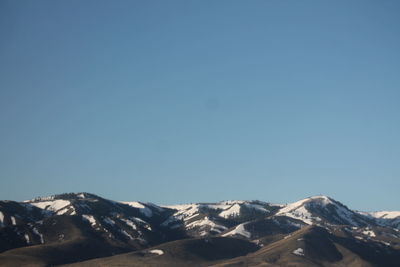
[62,236,260,267]
[0,216,132,267]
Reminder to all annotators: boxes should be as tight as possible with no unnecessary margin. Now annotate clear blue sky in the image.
[1,1,399,211]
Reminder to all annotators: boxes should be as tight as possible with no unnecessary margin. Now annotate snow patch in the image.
[122,202,153,217]
[130,217,147,224]
[279,196,333,215]
[11,216,16,225]
[362,230,376,237]
[368,211,400,219]
[124,201,145,209]
[24,234,30,244]
[219,204,241,218]
[120,229,134,240]
[128,217,152,231]
[167,204,200,220]
[32,227,44,244]
[278,205,315,225]
[149,249,164,255]
[380,241,390,246]
[30,200,74,215]
[222,223,251,238]
[82,215,97,227]
[293,248,304,256]
[120,218,137,230]
[186,216,227,233]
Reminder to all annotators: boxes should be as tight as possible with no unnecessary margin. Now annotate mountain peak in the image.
[304,195,334,203]
[278,195,334,214]
[275,195,373,226]
[25,192,100,203]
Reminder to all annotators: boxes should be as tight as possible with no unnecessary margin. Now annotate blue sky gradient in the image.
[1,1,400,210]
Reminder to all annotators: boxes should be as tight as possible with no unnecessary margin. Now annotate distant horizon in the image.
[7,191,397,213]
[1,1,400,212]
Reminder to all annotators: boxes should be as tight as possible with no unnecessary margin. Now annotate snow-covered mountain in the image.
[161,200,280,237]
[358,210,400,229]
[275,195,374,226]
[0,193,399,266]
[0,193,184,255]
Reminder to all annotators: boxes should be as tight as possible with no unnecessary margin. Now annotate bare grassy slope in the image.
[62,236,259,267]
[210,226,398,267]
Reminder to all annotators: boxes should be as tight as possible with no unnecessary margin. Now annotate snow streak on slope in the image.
[0,211,4,225]
[186,216,227,234]
[120,229,134,240]
[219,204,242,218]
[122,202,153,217]
[32,227,44,244]
[222,223,251,238]
[24,234,30,244]
[82,215,97,227]
[218,202,271,218]
[30,200,75,215]
[166,204,200,220]
[121,218,137,230]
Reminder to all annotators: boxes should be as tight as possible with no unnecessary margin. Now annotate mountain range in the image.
[0,193,399,266]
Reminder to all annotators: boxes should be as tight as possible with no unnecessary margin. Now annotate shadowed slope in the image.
[0,216,131,267]
[62,236,259,267]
